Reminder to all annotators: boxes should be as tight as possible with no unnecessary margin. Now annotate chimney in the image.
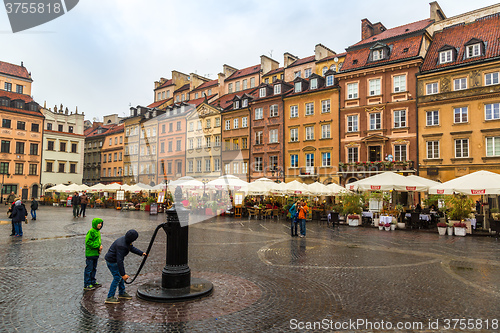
[315,44,335,61]
[430,1,446,22]
[361,19,386,40]
[260,55,279,75]
[283,52,298,68]
[222,64,238,78]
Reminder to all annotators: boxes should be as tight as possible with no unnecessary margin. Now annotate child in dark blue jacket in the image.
[104,229,146,304]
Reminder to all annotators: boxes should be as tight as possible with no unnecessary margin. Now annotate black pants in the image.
[80,204,87,217]
[11,221,15,235]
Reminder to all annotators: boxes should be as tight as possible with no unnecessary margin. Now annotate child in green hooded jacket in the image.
[84,218,103,291]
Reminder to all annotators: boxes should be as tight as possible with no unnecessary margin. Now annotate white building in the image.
[40,105,85,191]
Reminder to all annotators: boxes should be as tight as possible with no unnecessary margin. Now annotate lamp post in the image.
[0,172,10,203]
[201,178,209,198]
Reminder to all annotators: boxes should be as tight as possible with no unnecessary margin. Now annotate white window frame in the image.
[347,147,358,163]
[393,75,406,92]
[270,105,279,117]
[321,152,331,167]
[427,141,440,159]
[321,100,330,113]
[369,78,381,96]
[290,128,298,142]
[347,82,358,99]
[455,139,469,158]
[305,126,314,140]
[242,117,248,128]
[426,82,438,95]
[394,144,407,161]
[486,136,500,157]
[426,110,439,126]
[304,68,312,78]
[269,129,278,143]
[305,102,314,116]
[369,112,381,130]
[439,50,452,64]
[205,159,211,172]
[454,107,468,123]
[466,44,481,58]
[255,131,263,145]
[242,99,248,107]
[394,110,406,128]
[274,84,281,95]
[255,108,263,120]
[310,78,318,90]
[290,154,298,168]
[255,157,263,172]
[225,120,231,130]
[347,115,358,132]
[233,118,239,129]
[197,160,202,172]
[454,78,467,91]
[294,82,301,93]
[259,87,266,98]
[485,72,500,86]
[485,103,500,121]
[290,105,298,118]
[321,124,331,139]
[372,49,383,61]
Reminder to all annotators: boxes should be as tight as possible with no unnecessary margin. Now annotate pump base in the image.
[137,278,213,302]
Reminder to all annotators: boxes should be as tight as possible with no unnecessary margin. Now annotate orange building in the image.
[101,124,124,184]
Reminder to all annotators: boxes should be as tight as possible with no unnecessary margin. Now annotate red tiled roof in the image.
[422,14,500,72]
[349,19,434,48]
[0,61,31,80]
[84,127,95,136]
[288,55,316,68]
[174,83,190,93]
[147,98,171,108]
[104,124,124,135]
[187,95,218,108]
[85,124,117,138]
[264,67,284,76]
[341,35,423,71]
[0,106,43,118]
[44,129,85,137]
[154,79,173,91]
[0,90,34,103]
[210,88,257,110]
[191,79,218,92]
[225,64,261,81]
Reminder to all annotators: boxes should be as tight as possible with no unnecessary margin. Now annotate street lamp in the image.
[201,178,209,198]
[0,172,10,203]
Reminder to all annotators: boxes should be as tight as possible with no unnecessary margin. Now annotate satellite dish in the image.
[334,57,339,63]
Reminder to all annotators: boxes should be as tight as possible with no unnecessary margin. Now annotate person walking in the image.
[11,200,28,237]
[7,200,15,236]
[71,192,80,218]
[289,200,299,237]
[30,197,38,220]
[84,218,103,291]
[79,192,88,217]
[104,229,147,304]
[297,200,309,238]
[5,191,15,205]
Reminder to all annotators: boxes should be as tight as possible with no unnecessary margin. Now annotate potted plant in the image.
[384,222,391,231]
[437,222,447,236]
[341,192,363,227]
[446,221,454,235]
[453,222,467,236]
[390,219,397,231]
[445,194,473,224]
[395,204,405,229]
[490,208,500,220]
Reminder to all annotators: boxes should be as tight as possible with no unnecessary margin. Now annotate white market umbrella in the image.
[282,180,311,196]
[406,175,441,188]
[126,184,148,193]
[207,175,248,191]
[62,183,84,193]
[45,184,67,192]
[167,176,203,191]
[254,177,274,183]
[88,183,106,192]
[346,172,428,192]
[103,183,123,192]
[135,183,154,190]
[307,182,332,196]
[428,170,500,195]
[247,181,275,195]
[326,182,350,195]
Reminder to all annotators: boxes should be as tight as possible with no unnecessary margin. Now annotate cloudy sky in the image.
[1,0,495,121]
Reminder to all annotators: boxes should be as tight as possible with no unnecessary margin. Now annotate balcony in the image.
[339,160,415,173]
[299,167,317,178]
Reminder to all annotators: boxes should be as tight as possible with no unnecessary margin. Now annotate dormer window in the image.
[274,84,281,95]
[310,78,318,90]
[373,49,384,61]
[259,87,266,98]
[242,99,248,107]
[326,75,334,87]
[466,44,480,58]
[294,82,302,93]
[233,101,240,109]
[322,66,328,75]
[439,49,453,64]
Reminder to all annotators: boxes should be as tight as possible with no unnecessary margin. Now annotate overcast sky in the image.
[1,0,495,121]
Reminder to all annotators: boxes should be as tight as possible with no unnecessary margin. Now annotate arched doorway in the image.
[32,184,39,199]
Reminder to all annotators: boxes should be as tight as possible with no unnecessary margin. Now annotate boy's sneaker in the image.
[83,285,95,291]
[93,283,102,288]
[105,297,119,304]
[118,292,132,299]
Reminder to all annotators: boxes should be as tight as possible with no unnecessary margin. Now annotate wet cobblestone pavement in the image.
[1,205,500,332]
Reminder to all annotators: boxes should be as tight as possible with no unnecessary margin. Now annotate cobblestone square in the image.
[1,205,499,332]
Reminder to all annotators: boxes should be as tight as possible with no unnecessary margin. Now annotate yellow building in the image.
[418,13,500,182]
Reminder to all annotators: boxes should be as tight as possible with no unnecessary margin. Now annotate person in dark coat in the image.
[104,229,146,304]
[71,192,80,218]
[79,193,88,217]
[7,201,16,236]
[5,191,15,205]
[30,198,38,220]
[11,200,27,237]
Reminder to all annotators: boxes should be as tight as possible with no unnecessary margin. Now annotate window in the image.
[233,118,239,129]
[369,78,381,96]
[393,75,406,92]
[15,142,24,154]
[214,158,220,171]
[71,143,77,153]
[326,75,334,86]
[369,113,381,130]
[30,123,39,133]
[188,160,193,173]
[322,66,328,75]
[196,160,202,172]
[29,143,38,155]
[427,141,440,159]
[454,107,468,123]
[485,72,499,86]
[306,153,314,168]
[169,141,173,151]
[70,164,77,174]
[162,142,166,152]
[242,117,247,128]
[426,110,439,126]
[60,142,66,152]
[310,78,318,90]
[269,129,278,143]
[119,152,122,161]
[304,68,312,78]
[274,84,281,95]
[486,137,500,156]
[485,103,500,120]
[47,141,54,151]
[455,139,469,158]
[270,105,279,117]
[294,82,301,93]
[2,119,11,128]
[321,124,331,139]
[58,124,63,132]
[215,135,221,147]
[103,154,107,163]
[4,82,12,91]
[255,131,263,145]
[269,156,278,171]
[206,119,211,129]
[394,145,407,161]
[169,123,173,132]
[189,122,194,131]
[242,99,248,107]
[58,163,65,173]
[259,87,266,98]
[290,154,298,168]
[114,152,117,161]
[233,162,239,174]
[454,78,467,91]
[29,164,37,175]
[394,110,406,128]
[255,108,263,120]
[241,161,247,174]
[347,115,358,132]
[347,83,358,99]
[108,154,112,162]
[224,163,230,174]
[15,163,23,175]
[69,126,74,133]
[290,105,298,118]
[205,159,211,172]
[321,100,330,113]
[177,140,181,151]
[235,81,240,92]
[439,50,452,64]
[426,82,438,95]
[233,101,240,109]
[347,147,358,163]
[290,128,298,142]
[242,79,247,90]
[215,118,220,127]
[466,44,481,58]
[225,120,230,130]
[228,83,233,93]
[17,121,25,130]
[305,126,314,140]
[322,152,331,167]
[294,71,301,78]
[47,123,52,130]
[250,77,255,88]
[46,161,53,172]
[242,137,248,149]
[305,103,314,116]
[206,137,211,148]
[255,157,262,171]
[372,49,383,60]
[0,162,8,174]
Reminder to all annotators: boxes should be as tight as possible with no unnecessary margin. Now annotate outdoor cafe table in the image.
[405,213,431,221]
[380,215,392,224]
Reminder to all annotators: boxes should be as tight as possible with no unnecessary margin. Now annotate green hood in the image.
[92,218,103,230]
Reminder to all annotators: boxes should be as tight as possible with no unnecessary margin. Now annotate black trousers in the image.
[80,204,87,217]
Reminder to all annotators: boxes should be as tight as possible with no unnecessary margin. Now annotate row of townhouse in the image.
[84,2,500,188]
[0,60,85,200]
